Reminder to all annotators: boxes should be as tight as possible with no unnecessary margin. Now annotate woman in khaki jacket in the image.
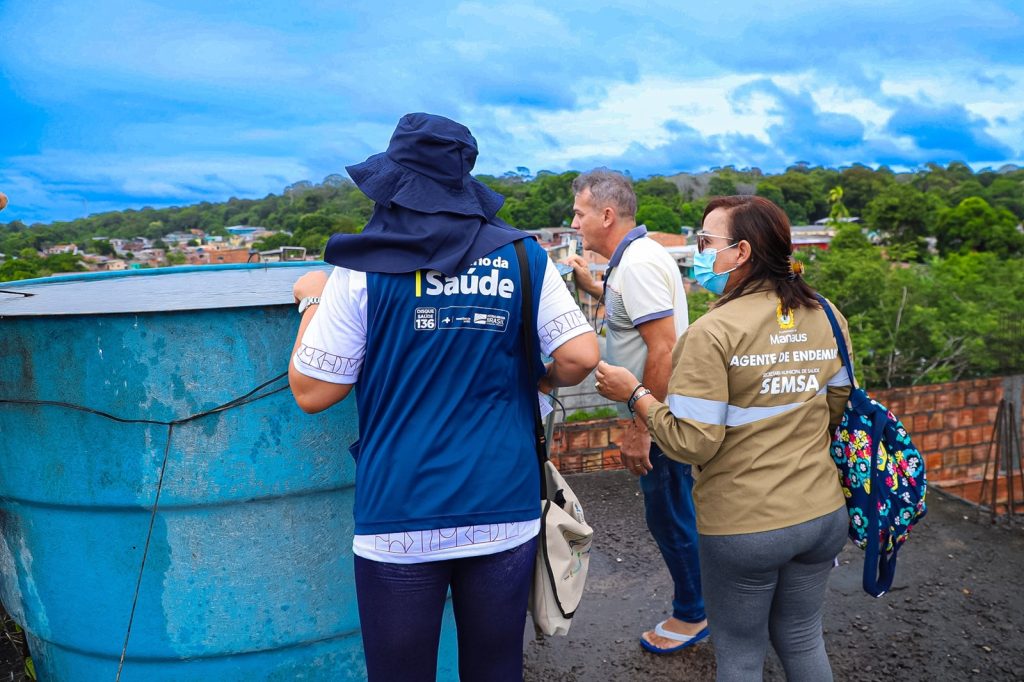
[597,195,853,681]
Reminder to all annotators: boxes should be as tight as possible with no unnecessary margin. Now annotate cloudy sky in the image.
[2,0,1023,224]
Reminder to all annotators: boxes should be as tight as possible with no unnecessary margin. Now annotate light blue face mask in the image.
[693,244,739,295]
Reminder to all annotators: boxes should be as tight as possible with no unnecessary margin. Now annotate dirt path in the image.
[3,470,1021,681]
[523,470,1024,681]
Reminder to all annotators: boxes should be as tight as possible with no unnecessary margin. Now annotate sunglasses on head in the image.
[696,231,737,253]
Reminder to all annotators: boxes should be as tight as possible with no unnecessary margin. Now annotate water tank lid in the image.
[0,262,333,316]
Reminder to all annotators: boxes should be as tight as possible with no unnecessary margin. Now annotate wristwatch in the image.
[627,386,653,413]
[297,296,320,314]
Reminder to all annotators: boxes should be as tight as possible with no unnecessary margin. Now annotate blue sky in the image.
[2,0,1023,224]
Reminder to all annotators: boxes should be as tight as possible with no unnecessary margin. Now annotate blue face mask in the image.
[693,244,739,295]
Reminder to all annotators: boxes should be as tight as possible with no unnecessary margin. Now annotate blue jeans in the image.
[639,443,705,623]
[354,537,537,682]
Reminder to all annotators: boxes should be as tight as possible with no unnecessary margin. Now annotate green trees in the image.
[0,176,375,270]
[707,175,737,196]
[482,171,578,228]
[986,176,1024,218]
[635,177,685,233]
[634,177,681,203]
[44,253,85,274]
[636,203,680,233]
[755,181,784,207]
[0,252,83,281]
[3,164,1023,391]
[91,239,116,256]
[806,238,1024,387]
[6,162,1018,262]
[252,233,296,251]
[863,183,942,255]
[0,258,40,281]
[772,171,825,224]
[935,197,1024,256]
[837,165,894,216]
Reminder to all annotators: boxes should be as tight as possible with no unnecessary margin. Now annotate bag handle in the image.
[514,239,550,487]
[814,293,857,389]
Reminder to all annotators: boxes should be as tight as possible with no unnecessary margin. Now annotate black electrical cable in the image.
[0,371,288,427]
[0,370,291,680]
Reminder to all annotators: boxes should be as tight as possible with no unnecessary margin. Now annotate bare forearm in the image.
[636,316,676,402]
[288,305,352,413]
[288,306,324,408]
[545,358,590,387]
[642,347,672,401]
[576,276,603,299]
[543,332,600,389]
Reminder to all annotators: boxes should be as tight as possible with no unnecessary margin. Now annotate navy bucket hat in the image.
[345,113,504,219]
[325,113,525,276]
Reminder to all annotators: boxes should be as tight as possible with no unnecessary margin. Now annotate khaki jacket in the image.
[647,285,851,535]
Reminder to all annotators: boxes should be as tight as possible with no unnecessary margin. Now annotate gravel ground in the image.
[523,470,1024,682]
[0,612,27,682]
[3,470,1021,681]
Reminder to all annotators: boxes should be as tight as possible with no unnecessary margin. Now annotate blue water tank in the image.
[0,264,458,681]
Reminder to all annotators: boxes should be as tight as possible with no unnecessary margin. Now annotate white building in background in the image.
[259,246,307,262]
[163,232,198,244]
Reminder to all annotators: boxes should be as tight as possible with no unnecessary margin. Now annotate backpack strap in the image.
[514,239,550,494]
[814,293,857,389]
[816,293,902,597]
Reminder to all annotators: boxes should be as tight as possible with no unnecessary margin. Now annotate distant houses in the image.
[68,225,309,273]
[535,221,843,299]
[14,218,843,282]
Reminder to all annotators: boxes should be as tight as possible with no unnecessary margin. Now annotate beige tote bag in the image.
[530,460,594,636]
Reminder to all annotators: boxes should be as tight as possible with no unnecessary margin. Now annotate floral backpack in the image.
[816,294,928,598]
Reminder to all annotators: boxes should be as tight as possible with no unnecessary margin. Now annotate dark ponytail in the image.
[702,195,818,312]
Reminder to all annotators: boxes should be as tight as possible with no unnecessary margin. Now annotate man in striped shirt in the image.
[562,169,708,654]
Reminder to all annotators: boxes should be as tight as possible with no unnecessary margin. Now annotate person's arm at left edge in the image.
[288,270,354,413]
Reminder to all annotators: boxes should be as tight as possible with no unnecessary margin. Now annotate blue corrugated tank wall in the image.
[0,264,458,681]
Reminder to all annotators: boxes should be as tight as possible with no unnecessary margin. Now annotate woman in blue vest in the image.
[288,113,599,681]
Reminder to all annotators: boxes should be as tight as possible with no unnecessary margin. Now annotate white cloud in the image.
[470,74,780,172]
[2,0,1023,223]
[1,151,312,223]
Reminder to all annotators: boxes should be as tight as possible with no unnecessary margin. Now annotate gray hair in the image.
[572,168,637,219]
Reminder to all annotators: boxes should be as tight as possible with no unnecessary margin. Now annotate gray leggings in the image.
[699,506,848,682]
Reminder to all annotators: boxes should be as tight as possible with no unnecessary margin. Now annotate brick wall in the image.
[552,375,1024,502]
[550,418,630,474]
[872,377,1011,485]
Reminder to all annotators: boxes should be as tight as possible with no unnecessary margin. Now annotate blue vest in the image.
[351,239,548,535]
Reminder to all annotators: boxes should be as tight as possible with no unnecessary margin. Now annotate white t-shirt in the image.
[294,258,592,563]
[604,236,689,417]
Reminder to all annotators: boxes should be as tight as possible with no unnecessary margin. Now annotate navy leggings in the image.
[354,537,537,682]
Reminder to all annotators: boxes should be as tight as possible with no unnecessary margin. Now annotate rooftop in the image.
[523,471,1024,681]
